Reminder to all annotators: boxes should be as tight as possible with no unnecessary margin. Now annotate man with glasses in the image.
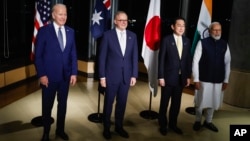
[98,11,138,140]
[192,22,231,132]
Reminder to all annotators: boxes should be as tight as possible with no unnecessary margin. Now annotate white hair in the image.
[208,22,221,30]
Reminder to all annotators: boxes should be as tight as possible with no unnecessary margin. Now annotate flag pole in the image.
[88,39,103,123]
[31,90,54,126]
[88,0,112,123]
[31,0,54,127]
[140,0,160,120]
[31,116,54,127]
[88,91,103,123]
[140,91,158,120]
[186,0,212,116]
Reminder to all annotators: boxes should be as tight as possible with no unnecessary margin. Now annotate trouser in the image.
[158,83,183,128]
[41,80,69,133]
[195,107,214,123]
[102,82,130,130]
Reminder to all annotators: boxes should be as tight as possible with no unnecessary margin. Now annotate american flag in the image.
[31,0,52,61]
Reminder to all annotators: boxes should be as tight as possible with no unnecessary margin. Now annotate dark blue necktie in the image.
[58,27,64,51]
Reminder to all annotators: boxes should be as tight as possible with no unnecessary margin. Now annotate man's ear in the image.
[171,24,174,30]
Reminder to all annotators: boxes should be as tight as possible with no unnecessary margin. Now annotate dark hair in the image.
[172,16,186,25]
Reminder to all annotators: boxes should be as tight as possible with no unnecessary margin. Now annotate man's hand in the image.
[159,79,165,87]
[185,78,191,87]
[70,75,77,86]
[40,76,49,87]
[222,83,228,91]
[130,77,136,86]
[100,78,106,88]
[194,82,201,90]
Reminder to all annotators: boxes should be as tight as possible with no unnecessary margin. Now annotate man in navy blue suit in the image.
[158,17,192,136]
[34,4,77,141]
[98,11,138,139]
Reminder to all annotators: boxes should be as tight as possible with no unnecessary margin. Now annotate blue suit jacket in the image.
[34,23,78,82]
[98,29,138,84]
[158,34,192,86]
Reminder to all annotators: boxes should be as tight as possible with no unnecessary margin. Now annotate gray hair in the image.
[208,22,221,30]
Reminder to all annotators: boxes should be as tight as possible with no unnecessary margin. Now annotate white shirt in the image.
[173,34,182,47]
[192,40,231,109]
[53,22,66,48]
[116,28,126,56]
[192,40,231,83]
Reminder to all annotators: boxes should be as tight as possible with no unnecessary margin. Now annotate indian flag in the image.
[191,0,212,56]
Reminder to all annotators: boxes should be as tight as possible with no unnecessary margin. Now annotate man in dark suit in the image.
[158,17,192,136]
[98,11,138,139]
[34,4,77,141]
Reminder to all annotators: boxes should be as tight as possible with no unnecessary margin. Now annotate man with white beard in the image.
[192,22,231,132]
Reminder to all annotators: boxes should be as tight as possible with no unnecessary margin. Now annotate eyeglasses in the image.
[116,19,128,22]
[212,29,221,32]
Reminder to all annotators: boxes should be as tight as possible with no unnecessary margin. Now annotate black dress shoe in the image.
[203,121,219,132]
[169,126,183,134]
[159,127,167,136]
[103,130,111,140]
[193,121,202,131]
[41,133,50,141]
[56,131,69,140]
[115,128,129,138]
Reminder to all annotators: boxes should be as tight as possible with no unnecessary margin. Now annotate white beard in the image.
[211,35,221,40]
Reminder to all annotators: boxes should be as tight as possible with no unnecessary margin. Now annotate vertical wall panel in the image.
[224,0,250,108]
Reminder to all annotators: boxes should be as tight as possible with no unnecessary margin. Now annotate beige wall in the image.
[78,60,94,74]
[224,70,250,108]
[0,64,36,88]
[0,61,147,88]
[0,73,4,88]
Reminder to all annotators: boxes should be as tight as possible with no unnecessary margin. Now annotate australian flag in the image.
[91,0,111,39]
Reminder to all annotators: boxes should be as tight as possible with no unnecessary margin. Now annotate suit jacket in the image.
[158,34,192,87]
[98,28,138,84]
[34,23,78,82]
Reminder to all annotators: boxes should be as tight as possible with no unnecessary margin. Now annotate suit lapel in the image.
[64,26,70,51]
[124,30,133,57]
[124,31,129,56]
[182,37,187,57]
[170,35,179,58]
[112,29,124,56]
[50,24,58,42]
[50,24,63,51]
